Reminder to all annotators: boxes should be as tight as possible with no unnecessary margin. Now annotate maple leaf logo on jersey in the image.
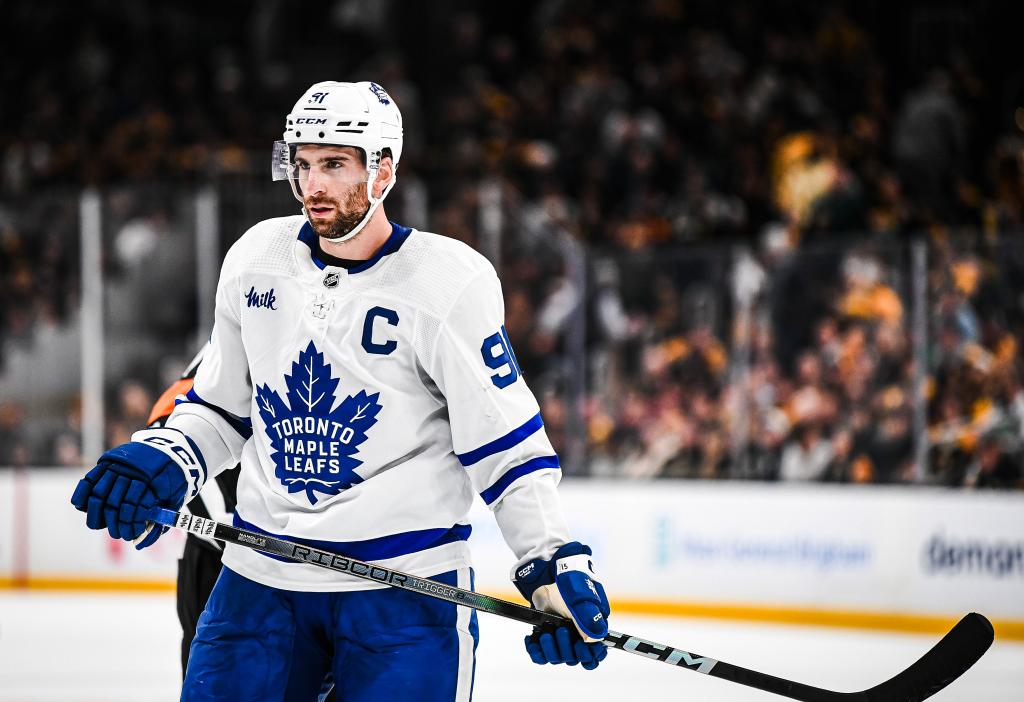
[254,341,382,505]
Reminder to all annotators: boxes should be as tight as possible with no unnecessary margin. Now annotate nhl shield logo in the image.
[255,341,382,504]
[323,271,340,288]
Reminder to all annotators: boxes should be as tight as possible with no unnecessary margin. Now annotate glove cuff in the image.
[552,542,592,560]
[513,541,593,602]
[128,428,206,504]
[513,558,547,602]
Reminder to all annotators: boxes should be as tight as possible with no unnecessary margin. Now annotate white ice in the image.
[0,591,1020,701]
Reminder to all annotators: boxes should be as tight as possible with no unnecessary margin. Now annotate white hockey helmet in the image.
[272,81,403,241]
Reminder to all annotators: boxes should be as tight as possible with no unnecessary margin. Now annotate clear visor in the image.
[270,140,370,190]
[270,139,292,181]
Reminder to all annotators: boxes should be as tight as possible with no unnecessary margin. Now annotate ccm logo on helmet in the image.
[295,117,328,125]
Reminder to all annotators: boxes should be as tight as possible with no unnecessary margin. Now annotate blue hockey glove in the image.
[513,542,611,670]
[70,429,202,549]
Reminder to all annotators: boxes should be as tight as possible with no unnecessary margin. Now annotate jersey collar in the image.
[297,221,413,274]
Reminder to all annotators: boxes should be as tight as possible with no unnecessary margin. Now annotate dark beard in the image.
[306,185,370,240]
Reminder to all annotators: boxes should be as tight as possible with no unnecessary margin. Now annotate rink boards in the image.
[2,468,1021,639]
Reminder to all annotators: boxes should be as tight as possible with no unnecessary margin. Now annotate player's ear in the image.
[374,155,394,198]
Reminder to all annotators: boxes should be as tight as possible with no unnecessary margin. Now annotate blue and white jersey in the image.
[165,215,570,591]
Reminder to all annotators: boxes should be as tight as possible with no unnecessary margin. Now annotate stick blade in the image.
[863,613,994,702]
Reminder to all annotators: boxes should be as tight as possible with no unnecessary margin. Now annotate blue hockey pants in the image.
[181,566,478,701]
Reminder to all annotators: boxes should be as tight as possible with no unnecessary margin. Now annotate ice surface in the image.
[0,592,1020,701]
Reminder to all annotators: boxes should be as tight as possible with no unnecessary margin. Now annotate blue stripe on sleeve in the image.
[233,514,472,563]
[479,455,560,505]
[456,413,544,467]
[176,388,253,439]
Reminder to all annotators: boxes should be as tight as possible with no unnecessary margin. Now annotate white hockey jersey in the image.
[164,215,571,591]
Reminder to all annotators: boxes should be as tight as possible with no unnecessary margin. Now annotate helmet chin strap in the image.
[305,168,398,244]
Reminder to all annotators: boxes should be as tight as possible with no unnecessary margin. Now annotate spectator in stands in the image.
[780,422,833,481]
[964,433,1023,489]
[0,402,33,467]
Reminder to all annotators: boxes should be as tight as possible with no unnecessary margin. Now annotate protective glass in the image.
[270,141,368,193]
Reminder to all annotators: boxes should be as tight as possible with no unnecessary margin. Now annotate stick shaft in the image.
[152,508,556,627]
[150,508,989,702]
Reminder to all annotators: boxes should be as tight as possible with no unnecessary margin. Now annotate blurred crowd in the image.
[562,235,1024,489]
[1,1,1023,487]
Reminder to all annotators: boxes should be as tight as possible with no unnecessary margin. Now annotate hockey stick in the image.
[148,508,992,701]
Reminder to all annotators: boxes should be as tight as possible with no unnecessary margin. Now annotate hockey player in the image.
[71,81,611,701]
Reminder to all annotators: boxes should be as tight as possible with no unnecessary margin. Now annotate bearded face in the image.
[304,181,372,241]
